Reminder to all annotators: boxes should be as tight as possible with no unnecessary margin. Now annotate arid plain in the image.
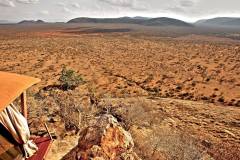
[0,24,239,159]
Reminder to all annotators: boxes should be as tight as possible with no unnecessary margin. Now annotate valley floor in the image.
[0,24,239,159]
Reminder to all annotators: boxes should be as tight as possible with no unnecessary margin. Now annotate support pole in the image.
[21,91,27,119]
[44,123,53,140]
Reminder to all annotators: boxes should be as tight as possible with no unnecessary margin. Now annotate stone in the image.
[62,114,141,160]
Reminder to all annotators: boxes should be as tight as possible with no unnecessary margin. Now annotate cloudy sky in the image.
[0,0,240,22]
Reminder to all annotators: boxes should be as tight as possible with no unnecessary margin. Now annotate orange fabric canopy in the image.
[0,72,40,112]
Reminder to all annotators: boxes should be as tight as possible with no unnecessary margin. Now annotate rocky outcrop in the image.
[62,114,141,160]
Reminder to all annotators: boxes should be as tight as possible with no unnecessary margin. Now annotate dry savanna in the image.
[0,23,239,160]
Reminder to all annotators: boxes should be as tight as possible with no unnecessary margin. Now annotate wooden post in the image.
[21,91,27,119]
[44,123,53,140]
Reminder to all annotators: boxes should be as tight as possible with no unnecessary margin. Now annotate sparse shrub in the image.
[191,81,197,87]
[59,66,84,90]
[205,77,211,82]
[201,96,209,101]
[235,100,240,107]
[218,96,225,103]
[176,85,182,90]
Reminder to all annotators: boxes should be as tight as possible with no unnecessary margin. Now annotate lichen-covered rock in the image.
[62,114,141,160]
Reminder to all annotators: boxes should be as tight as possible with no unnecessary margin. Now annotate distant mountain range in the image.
[195,17,240,27]
[67,17,192,27]
[18,20,46,24]
[0,20,12,24]
[1,17,240,27]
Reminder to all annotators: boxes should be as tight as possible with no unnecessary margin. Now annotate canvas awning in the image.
[0,71,40,112]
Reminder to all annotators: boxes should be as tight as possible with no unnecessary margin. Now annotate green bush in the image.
[59,66,84,90]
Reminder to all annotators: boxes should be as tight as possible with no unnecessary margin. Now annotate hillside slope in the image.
[45,96,240,160]
[68,17,192,27]
[195,17,240,26]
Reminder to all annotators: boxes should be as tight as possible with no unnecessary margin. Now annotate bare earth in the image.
[0,24,239,160]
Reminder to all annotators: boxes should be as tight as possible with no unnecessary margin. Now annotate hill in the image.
[195,17,240,26]
[67,17,144,24]
[0,20,10,24]
[141,17,192,27]
[18,19,46,24]
[67,17,192,27]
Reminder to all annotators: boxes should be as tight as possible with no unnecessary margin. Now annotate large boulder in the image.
[62,114,141,160]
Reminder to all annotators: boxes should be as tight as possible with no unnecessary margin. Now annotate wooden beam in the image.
[21,91,27,119]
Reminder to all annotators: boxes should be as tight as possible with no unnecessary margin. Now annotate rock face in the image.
[62,114,141,160]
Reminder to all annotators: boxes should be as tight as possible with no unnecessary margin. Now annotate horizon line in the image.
[1,15,240,24]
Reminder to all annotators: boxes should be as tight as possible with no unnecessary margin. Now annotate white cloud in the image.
[63,7,71,13]
[180,0,194,7]
[56,2,64,7]
[99,0,148,11]
[71,2,80,8]
[165,0,200,15]
[62,6,76,14]
[16,0,39,4]
[179,0,199,8]
[100,0,133,7]
[56,2,79,14]
[0,0,15,7]
[40,10,48,15]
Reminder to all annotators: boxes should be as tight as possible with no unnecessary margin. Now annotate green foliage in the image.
[59,66,84,90]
